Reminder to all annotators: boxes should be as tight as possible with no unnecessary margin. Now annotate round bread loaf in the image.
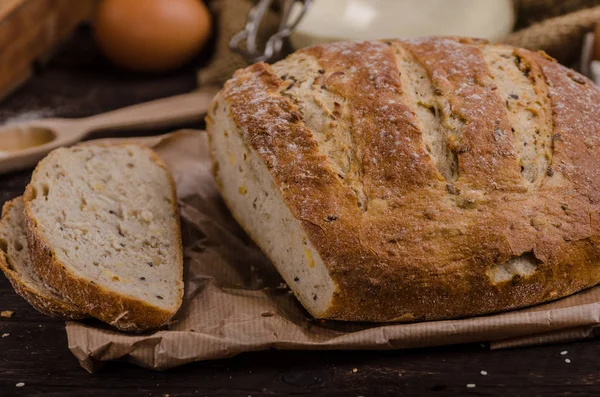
[207,37,600,322]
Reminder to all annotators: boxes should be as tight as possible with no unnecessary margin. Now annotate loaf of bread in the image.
[0,197,86,319]
[24,144,183,331]
[207,37,600,322]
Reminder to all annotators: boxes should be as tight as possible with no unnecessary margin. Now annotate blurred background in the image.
[4,0,600,108]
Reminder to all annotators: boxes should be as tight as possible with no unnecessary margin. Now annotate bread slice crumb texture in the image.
[25,145,183,321]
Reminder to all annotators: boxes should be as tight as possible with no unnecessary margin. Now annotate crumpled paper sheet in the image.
[67,130,600,372]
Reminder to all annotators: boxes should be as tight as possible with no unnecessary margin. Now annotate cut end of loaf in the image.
[209,91,337,317]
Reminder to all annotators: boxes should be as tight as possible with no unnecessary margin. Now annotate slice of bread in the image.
[0,197,86,319]
[24,144,183,332]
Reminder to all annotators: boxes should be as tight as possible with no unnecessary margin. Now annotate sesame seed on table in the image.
[1,27,600,397]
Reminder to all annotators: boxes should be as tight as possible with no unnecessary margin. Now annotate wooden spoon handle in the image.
[80,87,219,133]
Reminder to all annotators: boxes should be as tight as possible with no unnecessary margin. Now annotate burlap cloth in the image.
[199,0,600,86]
[507,0,600,65]
[198,0,280,86]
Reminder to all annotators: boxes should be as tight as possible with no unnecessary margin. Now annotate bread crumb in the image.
[352,368,358,373]
[140,211,153,223]
[1,311,14,318]
[2,333,9,338]
[466,384,476,388]
[480,370,488,376]
[15,382,24,387]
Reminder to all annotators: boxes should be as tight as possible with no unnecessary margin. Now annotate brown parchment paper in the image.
[67,130,600,372]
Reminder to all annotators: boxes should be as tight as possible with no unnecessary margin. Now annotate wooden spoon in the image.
[0,87,218,174]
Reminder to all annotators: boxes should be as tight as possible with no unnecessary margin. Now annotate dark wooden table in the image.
[1,28,600,397]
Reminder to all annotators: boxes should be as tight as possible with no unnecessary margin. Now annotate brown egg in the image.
[94,0,212,73]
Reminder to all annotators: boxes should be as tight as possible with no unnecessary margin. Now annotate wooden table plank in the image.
[1,26,600,397]
[0,0,97,101]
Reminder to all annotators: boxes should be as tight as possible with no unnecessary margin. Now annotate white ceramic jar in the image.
[290,0,515,49]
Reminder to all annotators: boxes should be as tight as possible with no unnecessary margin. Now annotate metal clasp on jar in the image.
[230,0,312,63]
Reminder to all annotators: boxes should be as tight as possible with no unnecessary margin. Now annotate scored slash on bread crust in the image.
[24,144,183,332]
[0,197,86,320]
[207,37,600,322]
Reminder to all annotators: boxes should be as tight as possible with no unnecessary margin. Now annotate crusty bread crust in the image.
[0,259,86,320]
[208,37,600,322]
[24,144,183,332]
[0,199,87,320]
